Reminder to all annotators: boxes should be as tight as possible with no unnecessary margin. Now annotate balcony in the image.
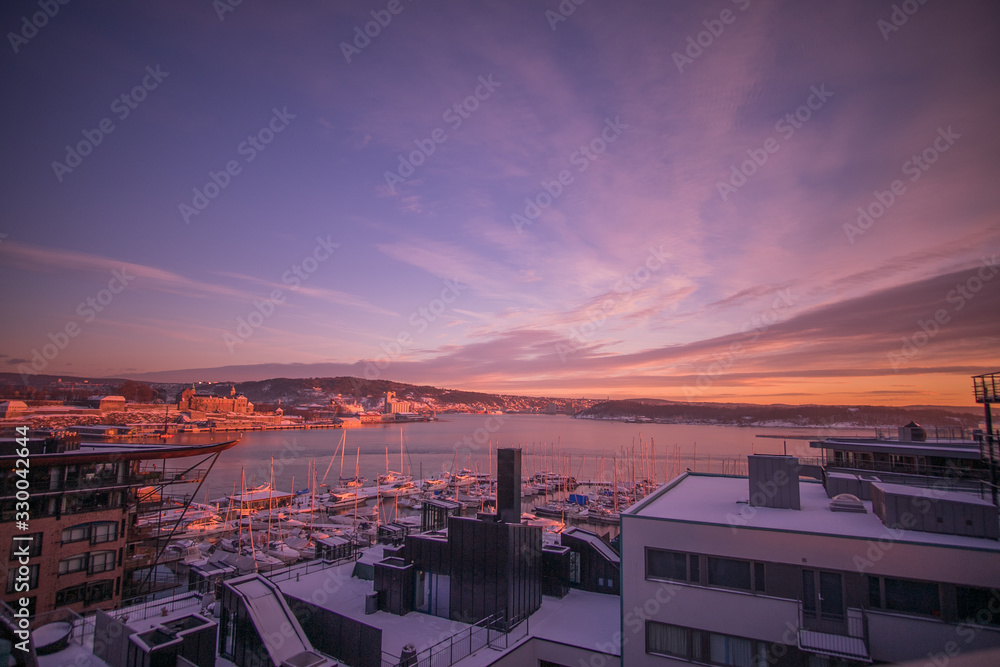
[0,466,207,500]
[798,605,871,663]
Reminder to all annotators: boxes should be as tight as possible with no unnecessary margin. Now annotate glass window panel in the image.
[647,621,688,657]
[92,522,117,543]
[62,524,90,543]
[885,578,940,616]
[819,572,844,619]
[647,549,688,581]
[710,633,754,667]
[89,551,115,574]
[956,587,1000,625]
[708,557,752,590]
[867,576,881,608]
[803,570,817,613]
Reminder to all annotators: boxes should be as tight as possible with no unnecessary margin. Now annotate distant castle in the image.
[177,385,254,414]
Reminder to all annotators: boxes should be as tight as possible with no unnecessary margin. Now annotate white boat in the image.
[325,492,366,510]
[266,540,300,564]
[380,481,418,497]
[241,548,283,571]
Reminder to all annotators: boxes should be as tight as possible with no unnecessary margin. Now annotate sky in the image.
[1,0,998,406]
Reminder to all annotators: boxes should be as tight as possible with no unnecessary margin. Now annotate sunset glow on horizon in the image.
[2,1,999,407]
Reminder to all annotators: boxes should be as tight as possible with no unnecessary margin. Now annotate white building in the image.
[620,454,1000,666]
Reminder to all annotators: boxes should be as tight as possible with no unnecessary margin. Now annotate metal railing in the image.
[263,551,361,583]
[798,604,870,661]
[115,591,205,622]
[381,611,528,667]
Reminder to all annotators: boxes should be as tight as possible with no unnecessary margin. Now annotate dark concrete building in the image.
[373,448,543,625]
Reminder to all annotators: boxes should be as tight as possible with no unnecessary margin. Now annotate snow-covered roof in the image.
[562,527,619,563]
[627,473,1000,551]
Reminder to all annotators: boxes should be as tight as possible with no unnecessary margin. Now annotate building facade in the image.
[0,433,238,615]
[177,386,253,414]
[621,455,1000,666]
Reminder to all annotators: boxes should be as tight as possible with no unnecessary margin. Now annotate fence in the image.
[381,612,528,667]
[263,551,361,583]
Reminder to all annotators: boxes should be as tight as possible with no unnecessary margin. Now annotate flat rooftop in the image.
[275,547,623,663]
[627,473,1000,551]
[276,555,473,659]
[809,437,981,459]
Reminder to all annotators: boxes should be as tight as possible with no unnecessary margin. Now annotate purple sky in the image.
[2,1,999,405]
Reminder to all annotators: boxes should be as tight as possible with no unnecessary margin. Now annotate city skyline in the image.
[2,1,999,406]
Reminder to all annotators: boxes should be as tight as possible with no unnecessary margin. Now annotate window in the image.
[9,533,42,560]
[647,621,701,661]
[804,570,844,620]
[956,587,1000,625]
[754,562,766,593]
[710,633,755,667]
[873,577,941,617]
[62,524,90,543]
[55,584,87,607]
[868,576,881,608]
[92,522,118,544]
[87,580,114,604]
[708,557,752,591]
[59,554,87,575]
[6,564,39,594]
[647,549,688,581]
[89,551,116,574]
[61,521,118,545]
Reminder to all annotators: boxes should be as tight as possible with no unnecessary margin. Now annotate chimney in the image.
[497,448,522,523]
[748,454,800,510]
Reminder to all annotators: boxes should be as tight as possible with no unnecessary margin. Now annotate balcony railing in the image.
[0,466,208,500]
[798,605,871,662]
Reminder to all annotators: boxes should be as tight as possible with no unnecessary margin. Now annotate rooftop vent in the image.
[872,482,999,540]
[830,493,867,513]
[898,421,927,442]
[748,454,800,510]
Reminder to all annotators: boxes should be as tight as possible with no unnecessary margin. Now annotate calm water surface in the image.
[167,414,871,499]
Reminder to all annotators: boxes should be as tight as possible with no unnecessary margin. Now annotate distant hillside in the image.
[576,399,983,429]
[0,373,588,413]
[0,372,985,427]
